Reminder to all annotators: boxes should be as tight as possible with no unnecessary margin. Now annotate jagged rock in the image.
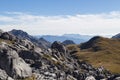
[0,69,8,80]
[0,69,14,80]
[18,39,35,50]
[85,76,96,80]
[67,75,77,80]
[0,42,32,79]
[0,32,16,41]
[19,50,42,68]
[33,73,45,80]
[51,41,66,53]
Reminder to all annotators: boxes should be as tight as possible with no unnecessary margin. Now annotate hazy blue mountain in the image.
[62,40,75,45]
[35,34,92,44]
[63,34,92,40]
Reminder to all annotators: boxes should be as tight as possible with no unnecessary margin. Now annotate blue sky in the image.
[1,0,120,15]
[0,0,120,36]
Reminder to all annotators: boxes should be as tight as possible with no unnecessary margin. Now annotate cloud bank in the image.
[0,11,120,36]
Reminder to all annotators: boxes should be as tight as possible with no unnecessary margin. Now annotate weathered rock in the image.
[85,76,96,80]
[18,50,42,68]
[18,39,35,50]
[67,75,77,80]
[0,69,14,80]
[0,42,32,79]
[51,41,66,53]
[0,32,16,41]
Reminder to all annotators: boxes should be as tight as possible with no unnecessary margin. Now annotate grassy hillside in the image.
[67,37,120,74]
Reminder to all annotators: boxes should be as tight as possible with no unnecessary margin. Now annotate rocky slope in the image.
[9,29,51,49]
[0,30,120,80]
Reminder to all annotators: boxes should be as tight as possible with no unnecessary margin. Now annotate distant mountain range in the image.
[35,34,92,44]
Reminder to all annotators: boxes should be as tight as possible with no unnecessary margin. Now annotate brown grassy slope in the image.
[67,36,120,74]
[0,39,13,44]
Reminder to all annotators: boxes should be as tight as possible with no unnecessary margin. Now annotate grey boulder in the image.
[0,42,32,79]
[0,69,14,80]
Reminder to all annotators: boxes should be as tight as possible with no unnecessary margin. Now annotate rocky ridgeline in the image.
[9,29,51,49]
[0,30,120,80]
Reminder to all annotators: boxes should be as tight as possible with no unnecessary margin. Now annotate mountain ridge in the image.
[9,29,51,49]
[67,36,120,74]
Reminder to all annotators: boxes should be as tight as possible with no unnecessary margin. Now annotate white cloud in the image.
[0,16,15,22]
[0,11,120,36]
